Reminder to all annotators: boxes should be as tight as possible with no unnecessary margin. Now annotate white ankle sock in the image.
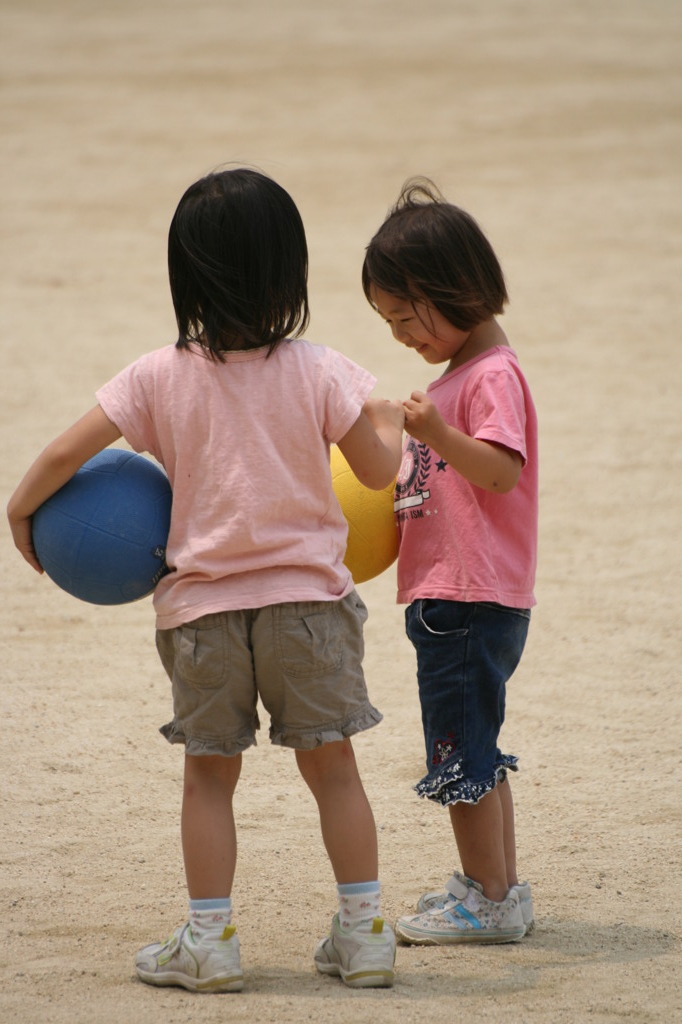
[337,882,381,930]
[188,897,232,942]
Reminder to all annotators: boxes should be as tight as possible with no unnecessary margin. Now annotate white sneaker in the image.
[417,872,535,934]
[511,881,535,934]
[135,922,244,992]
[396,874,525,945]
[314,914,396,988]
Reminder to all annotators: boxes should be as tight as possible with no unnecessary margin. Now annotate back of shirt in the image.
[97,340,375,628]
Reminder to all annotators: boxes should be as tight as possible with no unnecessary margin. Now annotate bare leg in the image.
[296,739,378,883]
[448,786,508,902]
[497,774,519,888]
[181,752,242,900]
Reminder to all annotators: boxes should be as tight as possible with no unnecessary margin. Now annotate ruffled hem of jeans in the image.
[270,703,383,750]
[415,753,519,806]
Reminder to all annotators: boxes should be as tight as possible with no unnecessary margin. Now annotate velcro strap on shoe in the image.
[445,875,470,900]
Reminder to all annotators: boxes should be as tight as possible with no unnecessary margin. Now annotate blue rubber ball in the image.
[32,449,172,605]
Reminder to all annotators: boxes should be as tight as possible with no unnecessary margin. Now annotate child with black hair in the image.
[8,167,404,990]
[363,178,538,945]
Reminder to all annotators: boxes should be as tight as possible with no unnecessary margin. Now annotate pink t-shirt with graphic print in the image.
[96,340,376,629]
[395,346,537,609]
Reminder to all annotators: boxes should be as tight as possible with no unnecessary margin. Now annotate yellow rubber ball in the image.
[330,445,398,584]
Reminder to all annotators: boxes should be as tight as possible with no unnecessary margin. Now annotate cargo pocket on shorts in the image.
[275,602,343,679]
[174,618,227,688]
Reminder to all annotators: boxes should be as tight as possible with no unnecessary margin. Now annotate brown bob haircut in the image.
[362,178,508,331]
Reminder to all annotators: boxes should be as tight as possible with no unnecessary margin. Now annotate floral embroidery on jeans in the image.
[432,733,457,766]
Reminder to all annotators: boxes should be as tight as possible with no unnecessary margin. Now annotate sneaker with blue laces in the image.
[416,871,535,934]
[314,914,396,988]
[135,921,244,992]
[396,873,525,945]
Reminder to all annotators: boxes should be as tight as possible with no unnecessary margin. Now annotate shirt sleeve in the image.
[322,348,377,443]
[469,367,529,464]
[96,354,161,459]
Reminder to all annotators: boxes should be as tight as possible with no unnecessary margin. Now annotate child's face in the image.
[370,286,470,367]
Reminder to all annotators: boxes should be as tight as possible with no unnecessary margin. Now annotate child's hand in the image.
[362,397,405,432]
[403,389,523,492]
[8,512,44,574]
[339,399,404,489]
[403,391,444,444]
[6,404,122,577]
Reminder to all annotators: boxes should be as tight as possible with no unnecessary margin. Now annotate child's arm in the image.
[337,398,405,490]
[404,390,522,493]
[7,405,123,572]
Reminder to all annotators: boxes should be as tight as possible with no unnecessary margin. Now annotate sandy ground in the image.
[1,1,681,1021]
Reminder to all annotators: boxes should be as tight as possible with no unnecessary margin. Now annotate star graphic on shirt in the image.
[436,459,447,471]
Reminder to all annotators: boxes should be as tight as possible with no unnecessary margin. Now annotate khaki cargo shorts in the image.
[155,592,382,756]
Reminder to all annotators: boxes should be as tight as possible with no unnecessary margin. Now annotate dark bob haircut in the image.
[168,168,310,360]
[362,178,508,331]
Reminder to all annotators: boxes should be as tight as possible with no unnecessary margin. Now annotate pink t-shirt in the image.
[96,341,376,628]
[395,346,537,608]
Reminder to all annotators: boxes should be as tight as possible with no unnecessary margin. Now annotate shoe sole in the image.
[395,923,525,945]
[315,961,394,988]
[136,967,244,992]
[343,971,394,989]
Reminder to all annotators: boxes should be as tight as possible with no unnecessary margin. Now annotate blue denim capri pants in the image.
[405,599,531,806]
